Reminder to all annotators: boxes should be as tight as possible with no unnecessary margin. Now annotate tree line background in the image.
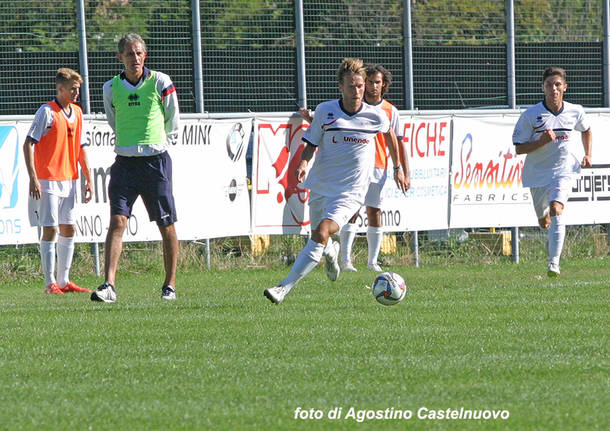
[0,0,604,114]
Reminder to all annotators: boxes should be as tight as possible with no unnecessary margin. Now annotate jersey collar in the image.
[364,97,384,107]
[120,67,152,86]
[542,99,564,116]
[338,98,364,116]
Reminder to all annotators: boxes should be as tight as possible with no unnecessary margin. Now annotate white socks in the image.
[367,226,383,266]
[280,239,325,292]
[40,240,56,286]
[340,223,358,265]
[548,215,565,265]
[56,235,75,286]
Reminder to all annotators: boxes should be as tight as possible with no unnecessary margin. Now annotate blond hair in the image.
[337,58,365,84]
[56,68,82,86]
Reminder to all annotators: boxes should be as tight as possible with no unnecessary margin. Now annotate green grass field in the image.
[1,257,608,430]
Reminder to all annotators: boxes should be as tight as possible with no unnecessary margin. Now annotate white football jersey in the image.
[512,101,589,187]
[302,99,390,200]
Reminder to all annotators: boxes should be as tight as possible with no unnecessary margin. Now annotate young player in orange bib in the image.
[23,68,93,294]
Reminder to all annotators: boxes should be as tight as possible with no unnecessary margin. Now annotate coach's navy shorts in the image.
[108,151,177,227]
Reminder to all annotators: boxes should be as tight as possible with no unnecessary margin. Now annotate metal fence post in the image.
[403,0,414,110]
[403,0,417,267]
[603,0,610,108]
[506,0,520,264]
[76,0,90,114]
[295,0,307,109]
[191,0,211,268]
[192,0,205,113]
[77,0,101,276]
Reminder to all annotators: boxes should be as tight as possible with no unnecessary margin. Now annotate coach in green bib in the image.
[91,33,180,303]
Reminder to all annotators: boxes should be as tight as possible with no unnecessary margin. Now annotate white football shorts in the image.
[364,181,384,209]
[308,192,363,231]
[529,176,573,219]
[29,189,76,227]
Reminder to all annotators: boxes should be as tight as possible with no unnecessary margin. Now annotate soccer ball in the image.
[372,272,407,306]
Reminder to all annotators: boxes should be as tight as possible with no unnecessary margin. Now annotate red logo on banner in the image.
[453,133,523,189]
[258,123,310,226]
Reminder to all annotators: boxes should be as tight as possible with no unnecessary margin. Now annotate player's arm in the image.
[398,137,410,189]
[159,73,180,146]
[581,128,592,168]
[78,145,93,203]
[298,108,313,124]
[514,129,556,155]
[102,80,116,131]
[383,128,408,192]
[295,143,316,183]
[23,136,41,200]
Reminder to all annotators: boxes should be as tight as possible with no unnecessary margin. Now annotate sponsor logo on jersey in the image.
[343,136,369,144]
[128,93,141,107]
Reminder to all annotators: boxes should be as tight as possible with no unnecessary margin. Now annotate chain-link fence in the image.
[0,0,607,115]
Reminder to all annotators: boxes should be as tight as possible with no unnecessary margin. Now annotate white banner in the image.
[449,113,610,228]
[397,115,451,231]
[251,116,311,235]
[2,112,609,246]
[175,118,251,239]
[0,122,34,244]
[449,115,534,228]
[563,113,610,225]
[0,117,251,244]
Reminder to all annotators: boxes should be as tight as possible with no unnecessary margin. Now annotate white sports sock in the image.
[56,235,75,287]
[548,215,565,265]
[367,226,384,266]
[340,223,358,264]
[40,240,56,287]
[280,239,325,292]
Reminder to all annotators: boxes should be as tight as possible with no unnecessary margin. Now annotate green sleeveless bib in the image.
[112,71,165,147]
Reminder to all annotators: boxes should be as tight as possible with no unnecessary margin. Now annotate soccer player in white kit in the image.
[339,64,409,272]
[299,65,410,273]
[512,67,592,277]
[265,58,408,304]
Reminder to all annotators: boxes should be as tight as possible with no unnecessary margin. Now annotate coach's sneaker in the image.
[161,285,176,300]
[45,282,64,295]
[264,285,288,304]
[547,262,560,278]
[367,263,383,272]
[90,282,117,303]
[341,260,358,272]
[60,281,92,293]
[324,241,341,281]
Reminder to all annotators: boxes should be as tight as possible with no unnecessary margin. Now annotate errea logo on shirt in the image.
[128,93,141,106]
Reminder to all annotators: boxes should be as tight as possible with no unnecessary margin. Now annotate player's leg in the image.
[56,188,90,293]
[339,211,359,271]
[364,182,384,271]
[140,151,179,299]
[265,194,359,303]
[91,156,136,302]
[366,205,384,271]
[39,192,61,294]
[546,178,570,277]
[272,194,328,294]
[104,215,128,286]
[158,223,178,300]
